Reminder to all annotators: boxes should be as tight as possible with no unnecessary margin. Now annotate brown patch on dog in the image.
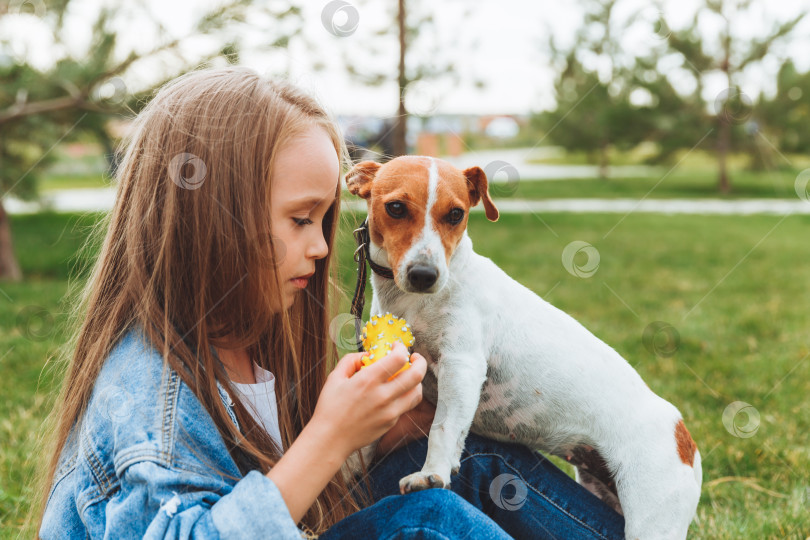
[463,165,499,221]
[345,160,381,199]
[674,419,697,466]
[367,157,433,274]
[428,160,482,261]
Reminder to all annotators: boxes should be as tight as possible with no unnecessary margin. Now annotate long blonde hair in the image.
[31,66,374,537]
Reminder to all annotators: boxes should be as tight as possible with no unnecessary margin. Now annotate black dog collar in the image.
[350,217,394,351]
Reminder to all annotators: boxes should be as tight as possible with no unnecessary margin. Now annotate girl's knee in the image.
[394,488,478,523]
[408,487,463,505]
[383,489,508,539]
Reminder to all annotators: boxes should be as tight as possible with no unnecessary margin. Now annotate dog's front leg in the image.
[399,354,487,494]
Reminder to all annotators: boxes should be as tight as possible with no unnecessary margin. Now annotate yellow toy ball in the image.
[359,313,415,381]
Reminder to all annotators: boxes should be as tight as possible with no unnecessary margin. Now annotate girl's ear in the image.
[464,166,499,222]
[346,161,381,200]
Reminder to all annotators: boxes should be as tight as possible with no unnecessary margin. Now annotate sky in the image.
[3,0,810,117]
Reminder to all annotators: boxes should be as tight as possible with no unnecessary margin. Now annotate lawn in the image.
[2,209,809,538]
[508,146,810,199]
[33,144,810,202]
[36,167,808,202]
[503,168,808,200]
[38,174,115,192]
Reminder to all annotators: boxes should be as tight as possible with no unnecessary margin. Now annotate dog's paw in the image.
[399,471,449,494]
[450,458,460,476]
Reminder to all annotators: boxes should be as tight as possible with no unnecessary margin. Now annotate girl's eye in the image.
[385,201,407,219]
[446,208,464,225]
[293,217,313,227]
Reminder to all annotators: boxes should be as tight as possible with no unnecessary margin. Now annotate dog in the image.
[344,155,702,539]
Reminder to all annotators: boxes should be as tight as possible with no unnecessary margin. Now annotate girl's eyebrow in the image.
[287,195,335,210]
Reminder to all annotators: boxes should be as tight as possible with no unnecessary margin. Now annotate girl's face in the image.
[270,124,339,309]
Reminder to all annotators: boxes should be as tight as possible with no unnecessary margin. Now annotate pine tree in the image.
[0,0,302,279]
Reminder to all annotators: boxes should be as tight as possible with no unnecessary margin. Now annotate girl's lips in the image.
[291,271,314,289]
[291,277,310,288]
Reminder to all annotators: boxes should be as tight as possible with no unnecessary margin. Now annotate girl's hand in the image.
[376,395,435,456]
[309,342,427,460]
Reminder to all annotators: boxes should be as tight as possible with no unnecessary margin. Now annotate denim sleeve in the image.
[104,460,304,539]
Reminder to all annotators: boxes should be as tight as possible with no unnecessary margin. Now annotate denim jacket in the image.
[40,327,306,539]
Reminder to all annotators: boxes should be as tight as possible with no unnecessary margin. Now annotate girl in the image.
[33,67,625,538]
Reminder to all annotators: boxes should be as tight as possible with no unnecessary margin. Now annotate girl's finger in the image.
[368,341,411,383]
[402,353,427,385]
[334,351,368,378]
[392,380,423,414]
[382,348,427,392]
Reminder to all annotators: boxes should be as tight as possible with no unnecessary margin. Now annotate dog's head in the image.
[346,155,499,294]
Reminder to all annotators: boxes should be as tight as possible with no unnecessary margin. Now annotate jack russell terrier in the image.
[344,155,702,540]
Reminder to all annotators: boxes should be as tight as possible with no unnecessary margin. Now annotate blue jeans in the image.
[321,433,625,539]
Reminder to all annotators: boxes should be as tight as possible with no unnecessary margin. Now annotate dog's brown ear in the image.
[345,161,381,200]
[464,166,499,222]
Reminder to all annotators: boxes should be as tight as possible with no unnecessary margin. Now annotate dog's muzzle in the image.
[407,264,438,292]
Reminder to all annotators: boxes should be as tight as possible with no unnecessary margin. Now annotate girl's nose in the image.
[308,230,329,260]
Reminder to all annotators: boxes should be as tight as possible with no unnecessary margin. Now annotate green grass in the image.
[527,146,810,170]
[507,147,810,199]
[33,146,810,201]
[34,169,804,201]
[341,166,807,202]
[38,174,115,192]
[38,168,806,199]
[0,211,102,537]
[2,210,810,538]
[502,168,807,200]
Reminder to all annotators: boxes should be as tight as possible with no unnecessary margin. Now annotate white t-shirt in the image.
[230,362,284,452]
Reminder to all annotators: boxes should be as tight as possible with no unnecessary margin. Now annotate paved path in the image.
[440,147,660,180]
[6,187,118,214]
[6,188,810,216]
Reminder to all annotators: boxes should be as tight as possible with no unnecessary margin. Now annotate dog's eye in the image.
[386,201,407,219]
[446,208,465,225]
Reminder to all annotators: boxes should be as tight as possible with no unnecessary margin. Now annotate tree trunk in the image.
[718,11,732,194]
[392,0,408,157]
[598,143,609,179]
[0,199,22,281]
[717,118,730,194]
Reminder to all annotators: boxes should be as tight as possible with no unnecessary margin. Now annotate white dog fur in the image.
[342,156,701,540]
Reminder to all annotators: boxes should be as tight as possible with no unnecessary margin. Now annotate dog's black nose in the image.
[407,265,438,291]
